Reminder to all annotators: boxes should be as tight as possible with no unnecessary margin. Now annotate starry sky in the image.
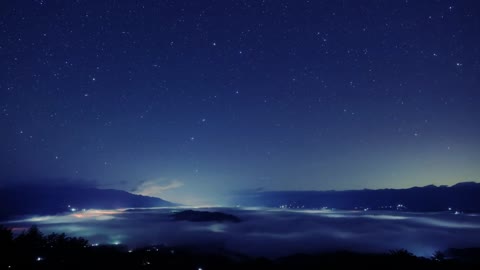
[1,0,479,204]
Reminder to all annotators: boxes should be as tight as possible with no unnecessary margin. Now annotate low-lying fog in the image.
[6,207,480,258]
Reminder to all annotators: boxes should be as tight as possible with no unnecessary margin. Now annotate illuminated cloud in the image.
[134,179,184,197]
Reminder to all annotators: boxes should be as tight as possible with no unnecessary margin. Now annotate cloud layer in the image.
[7,208,480,258]
[133,180,184,197]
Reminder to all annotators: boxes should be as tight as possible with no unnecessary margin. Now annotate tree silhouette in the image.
[432,251,446,261]
[1,225,479,269]
[389,249,415,258]
[0,226,14,269]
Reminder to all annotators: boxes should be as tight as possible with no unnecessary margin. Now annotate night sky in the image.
[1,0,479,204]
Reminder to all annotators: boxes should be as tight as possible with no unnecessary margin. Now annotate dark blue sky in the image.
[1,0,479,204]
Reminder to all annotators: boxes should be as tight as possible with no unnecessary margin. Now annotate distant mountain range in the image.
[0,186,174,220]
[232,182,480,213]
[2,182,480,220]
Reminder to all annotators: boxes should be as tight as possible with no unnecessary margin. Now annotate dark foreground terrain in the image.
[1,226,480,270]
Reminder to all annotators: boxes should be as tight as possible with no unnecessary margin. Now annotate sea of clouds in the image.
[6,207,480,258]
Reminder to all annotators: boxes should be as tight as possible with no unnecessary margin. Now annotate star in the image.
[2,0,479,214]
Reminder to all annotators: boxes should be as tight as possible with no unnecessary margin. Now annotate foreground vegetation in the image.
[1,226,479,269]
